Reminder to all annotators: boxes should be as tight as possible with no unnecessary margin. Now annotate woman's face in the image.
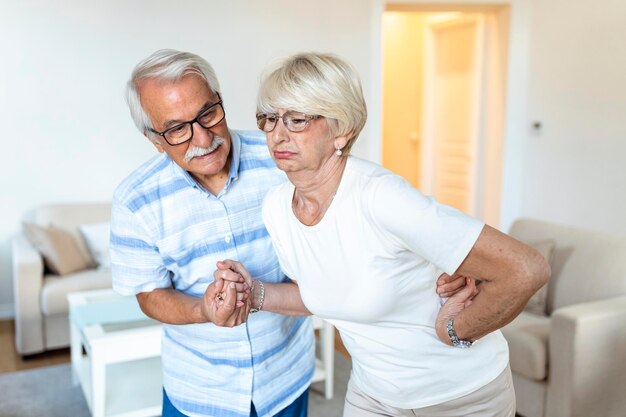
[266,109,346,175]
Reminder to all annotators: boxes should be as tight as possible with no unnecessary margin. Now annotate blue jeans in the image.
[162,388,309,417]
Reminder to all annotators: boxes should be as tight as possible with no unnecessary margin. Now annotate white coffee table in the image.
[68,288,162,417]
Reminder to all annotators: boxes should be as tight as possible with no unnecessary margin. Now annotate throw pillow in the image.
[23,222,92,276]
[523,239,556,316]
[79,222,111,268]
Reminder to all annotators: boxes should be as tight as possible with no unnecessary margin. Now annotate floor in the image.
[0,319,350,374]
[0,320,71,373]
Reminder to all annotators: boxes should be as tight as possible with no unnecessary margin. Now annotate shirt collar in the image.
[225,129,241,186]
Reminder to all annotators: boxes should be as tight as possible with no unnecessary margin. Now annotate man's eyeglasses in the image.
[256,111,321,133]
[149,93,225,146]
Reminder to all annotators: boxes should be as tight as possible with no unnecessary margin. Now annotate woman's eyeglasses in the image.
[256,111,321,133]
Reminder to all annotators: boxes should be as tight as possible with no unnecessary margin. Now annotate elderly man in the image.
[110,49,314,417]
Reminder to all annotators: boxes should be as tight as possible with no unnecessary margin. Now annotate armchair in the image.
[501,218,626,417]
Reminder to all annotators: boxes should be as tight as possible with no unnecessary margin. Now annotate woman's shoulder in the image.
[262,181,292,212]
[262,181,297,237]
[345,156,406,189]
[346,155,387,174]
[343,156,432,215]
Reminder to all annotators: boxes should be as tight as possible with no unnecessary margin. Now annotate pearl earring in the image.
[335,148,343,156]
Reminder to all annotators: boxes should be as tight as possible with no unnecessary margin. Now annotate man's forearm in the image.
[136,288,206,325]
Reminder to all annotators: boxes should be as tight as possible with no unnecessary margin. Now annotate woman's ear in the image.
[334,132,351,151]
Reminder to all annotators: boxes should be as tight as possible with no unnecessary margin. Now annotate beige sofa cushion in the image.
[40,269,112,316]
[23,222,92,275]
[79,222,111,268]
[31,203,111,269]
[501,312,550,381]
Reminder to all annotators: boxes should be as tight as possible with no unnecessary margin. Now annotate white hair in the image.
[126,49,221,141]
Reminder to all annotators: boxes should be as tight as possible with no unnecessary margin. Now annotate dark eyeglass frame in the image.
[149,93,225,146]
[256,111,321,133]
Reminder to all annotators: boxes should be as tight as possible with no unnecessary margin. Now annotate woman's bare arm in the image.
[436,225,550,344]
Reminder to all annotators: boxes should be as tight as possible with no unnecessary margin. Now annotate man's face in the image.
[138,74,231,192]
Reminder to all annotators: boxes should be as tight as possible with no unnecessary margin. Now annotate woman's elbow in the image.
[525,251,551,292]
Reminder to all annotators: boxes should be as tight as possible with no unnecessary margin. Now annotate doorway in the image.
[382,4,510,226]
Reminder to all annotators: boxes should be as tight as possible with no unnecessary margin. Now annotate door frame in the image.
[381,2,515,227]
[421,13,486,216]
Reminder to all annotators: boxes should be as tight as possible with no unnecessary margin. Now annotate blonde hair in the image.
[257,52,367,154]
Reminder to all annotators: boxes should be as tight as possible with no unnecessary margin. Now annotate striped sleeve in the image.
[110,195,171,296]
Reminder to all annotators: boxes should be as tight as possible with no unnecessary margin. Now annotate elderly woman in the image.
[220,53,549,417]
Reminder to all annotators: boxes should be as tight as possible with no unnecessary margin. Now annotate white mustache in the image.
[183,136,225,162]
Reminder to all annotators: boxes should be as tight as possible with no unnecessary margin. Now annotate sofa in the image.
[12,203,112,355]
[501,218,626,417]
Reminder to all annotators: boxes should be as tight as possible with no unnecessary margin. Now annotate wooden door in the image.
[422,15,485,215]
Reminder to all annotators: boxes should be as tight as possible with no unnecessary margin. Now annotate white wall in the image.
[0,0,382,317]
[523,0,626,234]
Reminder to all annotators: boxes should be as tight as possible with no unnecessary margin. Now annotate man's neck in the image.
[191,158,232,196]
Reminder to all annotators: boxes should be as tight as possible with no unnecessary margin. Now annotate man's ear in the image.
[144,131,164,153]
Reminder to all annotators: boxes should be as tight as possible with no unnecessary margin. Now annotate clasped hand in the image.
[201,260,253,327]
[435,274,481,345]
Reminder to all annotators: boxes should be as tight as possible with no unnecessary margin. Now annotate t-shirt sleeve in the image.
[367,174,484,275]
[109,196,171,296]
[262,186,297,281]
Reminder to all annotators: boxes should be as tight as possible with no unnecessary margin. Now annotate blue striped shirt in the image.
[110,130,315,417]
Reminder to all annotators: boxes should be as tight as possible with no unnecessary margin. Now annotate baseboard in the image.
[0,303,14,320]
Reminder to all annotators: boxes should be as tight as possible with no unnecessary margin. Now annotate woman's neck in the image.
[290,156,347,226]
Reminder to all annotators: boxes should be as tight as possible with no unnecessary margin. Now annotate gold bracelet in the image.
[250,280,265,313]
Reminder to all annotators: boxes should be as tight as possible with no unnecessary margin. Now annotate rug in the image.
[0,352,350,417]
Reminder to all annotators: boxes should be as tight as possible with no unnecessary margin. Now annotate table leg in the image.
[92,350,106,417]
[321,322,335,400]
[70,322,80,386]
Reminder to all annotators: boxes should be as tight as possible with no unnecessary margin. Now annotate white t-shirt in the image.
[262,156,509,409]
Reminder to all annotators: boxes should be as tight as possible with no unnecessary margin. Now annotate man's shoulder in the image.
[233,129,283,177]
[235,129,271,159]
[234,129,267,146]
[113,153,170,207]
